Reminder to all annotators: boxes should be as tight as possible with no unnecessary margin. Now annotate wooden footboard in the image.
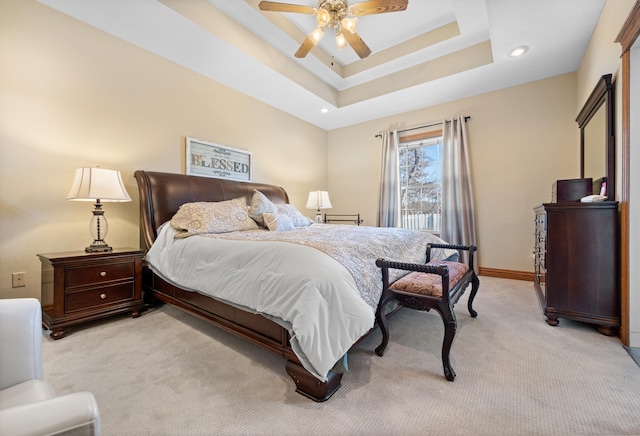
[143,266,343,401]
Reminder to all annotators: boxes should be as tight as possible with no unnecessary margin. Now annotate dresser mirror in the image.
[576,74,615,201]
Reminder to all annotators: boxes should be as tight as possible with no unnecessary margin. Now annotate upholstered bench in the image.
[375,243,479,381]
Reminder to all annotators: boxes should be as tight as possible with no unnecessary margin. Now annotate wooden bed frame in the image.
[134,170,344,401]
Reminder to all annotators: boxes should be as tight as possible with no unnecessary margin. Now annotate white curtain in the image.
[442,116,477,260]
[377,129,401,227]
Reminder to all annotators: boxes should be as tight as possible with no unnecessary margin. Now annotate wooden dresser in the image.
[533,202,619,335]
[38,248,145,339]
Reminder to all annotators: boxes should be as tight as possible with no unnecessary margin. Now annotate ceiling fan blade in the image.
[258,1,315,14]
[294,36,315,58]
[343,29,372,58]
[349,0,408,16]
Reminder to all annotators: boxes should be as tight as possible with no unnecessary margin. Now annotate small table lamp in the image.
[306,190,332,224]
[67,167,132,253]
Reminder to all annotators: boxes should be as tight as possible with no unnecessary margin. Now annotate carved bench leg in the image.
[375,297,391,357]
[467,273,480,318]
[285,360,342,402]
[438,303,458,382]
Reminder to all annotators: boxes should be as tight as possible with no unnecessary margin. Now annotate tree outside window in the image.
[399,136,442,232]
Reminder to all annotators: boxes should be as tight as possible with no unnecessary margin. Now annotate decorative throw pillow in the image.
[171,198,258,238]
[249,190,278,227]
[263,212,295,232]
[276,204,314,227]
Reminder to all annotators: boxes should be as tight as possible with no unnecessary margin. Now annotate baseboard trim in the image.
[479,267,533,282]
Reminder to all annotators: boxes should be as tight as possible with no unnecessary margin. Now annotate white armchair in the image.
[0,298,101,436]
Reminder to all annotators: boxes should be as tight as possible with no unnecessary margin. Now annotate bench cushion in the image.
[389,261,469,297]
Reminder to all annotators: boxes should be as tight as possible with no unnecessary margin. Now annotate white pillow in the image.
[277,204,314,227]
[249,190,278,227]
[263,212,295,232]
[170,198,258,238]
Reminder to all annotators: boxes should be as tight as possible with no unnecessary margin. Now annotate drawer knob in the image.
[100,293,107,299]
[100,271,107,277]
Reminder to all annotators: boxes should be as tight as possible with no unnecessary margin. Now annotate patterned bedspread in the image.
[202,224,453,310]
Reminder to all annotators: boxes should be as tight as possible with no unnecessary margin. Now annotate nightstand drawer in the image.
[38,248,145,339]
[66,262,135,289]
[65,282,135,313]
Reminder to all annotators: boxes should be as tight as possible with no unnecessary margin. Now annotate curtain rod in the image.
[374,115,471,138]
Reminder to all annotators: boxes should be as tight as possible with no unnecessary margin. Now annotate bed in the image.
[134,170,452,401]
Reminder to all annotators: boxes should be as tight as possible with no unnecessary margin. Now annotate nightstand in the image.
[37,248,145,339]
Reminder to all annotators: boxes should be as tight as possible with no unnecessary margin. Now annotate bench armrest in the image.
[375,258,449,276]
[426,243,476,271]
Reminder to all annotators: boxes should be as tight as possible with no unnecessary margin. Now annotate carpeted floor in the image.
[42,277,640,435]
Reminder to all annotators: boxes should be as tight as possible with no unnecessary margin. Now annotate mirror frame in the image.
[576,74,615,201]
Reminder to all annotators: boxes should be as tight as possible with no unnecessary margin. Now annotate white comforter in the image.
[145,224,450,381]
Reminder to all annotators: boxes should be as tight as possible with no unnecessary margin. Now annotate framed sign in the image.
[186,137,252,182]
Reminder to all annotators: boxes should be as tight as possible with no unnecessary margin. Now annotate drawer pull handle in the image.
[100,271,107,277]
[100,293,107,300]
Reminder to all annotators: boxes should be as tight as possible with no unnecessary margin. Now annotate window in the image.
[399,133,443,232]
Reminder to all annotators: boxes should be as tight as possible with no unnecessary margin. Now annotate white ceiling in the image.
[37,0,606,131]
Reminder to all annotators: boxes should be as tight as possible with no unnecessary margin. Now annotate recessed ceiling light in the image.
[508,46,529,57]
[319,107,330,114]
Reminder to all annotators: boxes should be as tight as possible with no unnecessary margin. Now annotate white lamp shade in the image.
[67,167,132,202]
[305,190,332,210]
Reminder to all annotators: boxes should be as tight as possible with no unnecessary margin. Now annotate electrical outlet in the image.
[12,272,26,288]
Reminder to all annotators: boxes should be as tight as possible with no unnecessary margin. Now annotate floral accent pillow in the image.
[171,198,258,238]
[263,212,295,232]
[249,190,278,227]
[276,204,314,227]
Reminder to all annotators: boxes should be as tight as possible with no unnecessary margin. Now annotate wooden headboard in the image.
[134,170,290,250]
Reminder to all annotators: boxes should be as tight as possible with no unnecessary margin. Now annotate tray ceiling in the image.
[37,0,606,130]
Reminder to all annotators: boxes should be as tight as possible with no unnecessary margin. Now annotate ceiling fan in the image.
[258,0,409,59]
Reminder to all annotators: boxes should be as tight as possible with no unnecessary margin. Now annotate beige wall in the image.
[577,0,635,202]
[328,73,579,273]
[0,0,328,300]
[576,0,637,346]
[1,0,635,316]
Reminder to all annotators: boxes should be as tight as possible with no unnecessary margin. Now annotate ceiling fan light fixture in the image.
[335,32,346,49]
[341,15,357,33]
[258,0,409,59]
[316,8,331,27]
[310,27,325,44]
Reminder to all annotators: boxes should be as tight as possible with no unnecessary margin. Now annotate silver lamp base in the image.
[85,201,113,252]
[85,241,113,253]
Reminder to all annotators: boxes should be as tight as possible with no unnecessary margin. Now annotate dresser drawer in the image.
[65,282,135,313]
[66,262,135,289]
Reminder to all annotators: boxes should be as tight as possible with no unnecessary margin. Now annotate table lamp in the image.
[305,190,332,224]
[67,167,131,252]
